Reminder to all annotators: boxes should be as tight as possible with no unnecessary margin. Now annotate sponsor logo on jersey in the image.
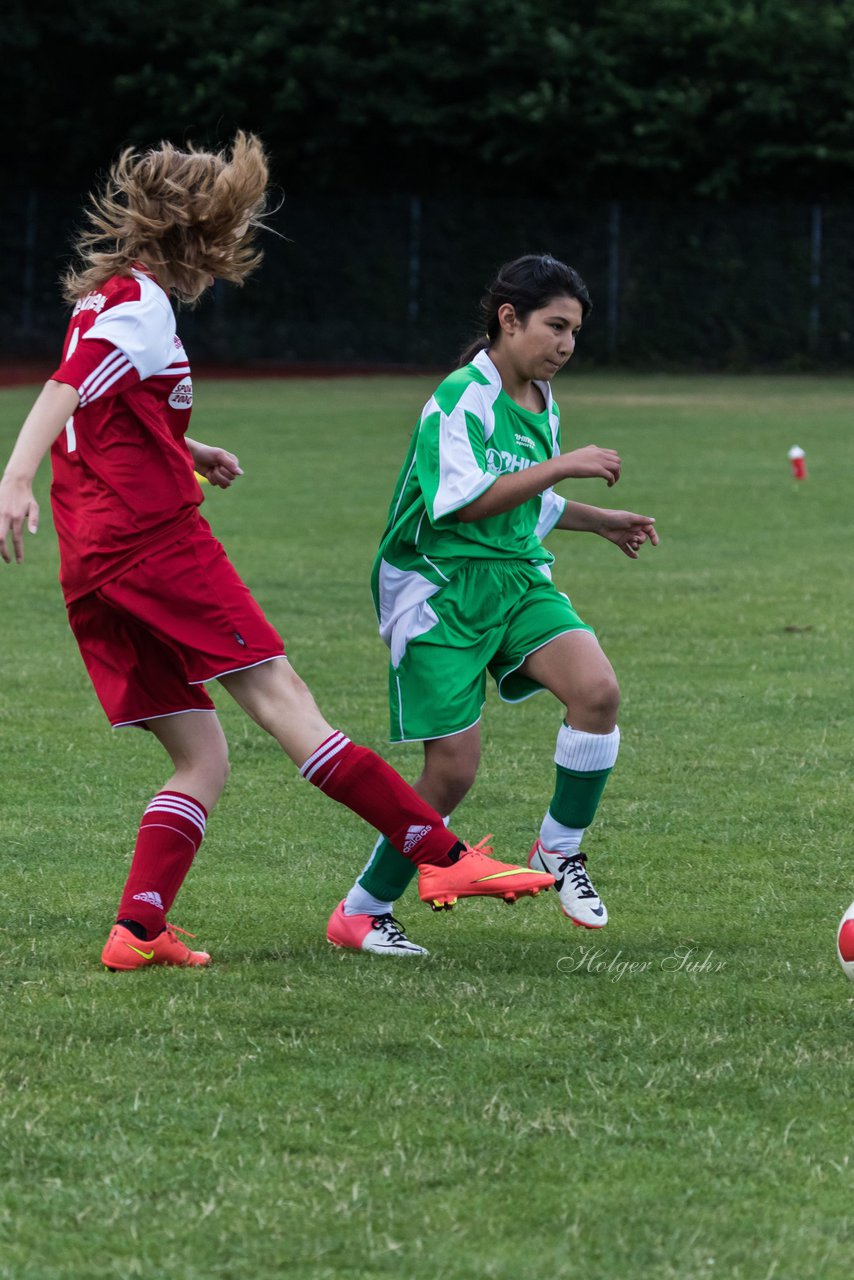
[72,292,108,316]
[168,376,193,410]
[486,447,535,475]
[515,433,536,449]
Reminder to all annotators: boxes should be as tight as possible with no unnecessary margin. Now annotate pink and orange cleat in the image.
[418,835,554,911]
[326,901,428,956]
[101,922,211,971]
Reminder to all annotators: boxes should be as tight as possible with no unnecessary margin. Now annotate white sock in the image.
[538,814,585,857]
[344,815,451,917]
[343,833,392,915]
[540,723,620,855]
[554,723,620,771]
[344,884,394,917]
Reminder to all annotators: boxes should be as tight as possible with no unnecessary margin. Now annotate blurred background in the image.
[4,0,854,369]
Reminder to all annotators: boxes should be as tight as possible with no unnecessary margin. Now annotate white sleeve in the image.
[83,274,176,380]
[535,489,567,540]
[427,383,497,521]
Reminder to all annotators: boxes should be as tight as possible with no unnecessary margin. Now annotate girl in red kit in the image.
[0,133,551,970]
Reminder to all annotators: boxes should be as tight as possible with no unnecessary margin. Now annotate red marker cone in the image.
[787,446,807,480]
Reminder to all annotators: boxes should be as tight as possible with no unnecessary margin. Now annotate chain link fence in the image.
[3,192,853,370]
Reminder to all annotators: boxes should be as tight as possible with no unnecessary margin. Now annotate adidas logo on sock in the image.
[403,824,432,854]
[132,890,164,909]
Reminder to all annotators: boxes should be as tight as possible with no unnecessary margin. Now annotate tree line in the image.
[5,0,854,202]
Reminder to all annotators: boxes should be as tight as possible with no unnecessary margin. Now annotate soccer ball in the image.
[836,901,854,982]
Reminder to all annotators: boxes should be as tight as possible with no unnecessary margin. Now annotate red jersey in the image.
[50,268,203,602]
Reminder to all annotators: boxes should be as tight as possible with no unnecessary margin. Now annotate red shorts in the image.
[66,524,285,727]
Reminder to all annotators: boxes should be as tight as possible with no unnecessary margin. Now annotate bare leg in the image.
[415,723,482,814]
[519,629,619,730]
[520,630,621,927]
[112,710,230,939]
[218,657,333,764]
[219,656,462,868]
[147,710,231,812]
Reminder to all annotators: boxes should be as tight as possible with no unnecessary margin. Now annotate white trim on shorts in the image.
[112,707,217,730]
[187,653,285,684]
[391,686,483,747]
[495,628,579,705]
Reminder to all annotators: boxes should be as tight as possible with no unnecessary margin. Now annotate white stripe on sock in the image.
[300,732,351,781]
[145,794,206,822]
[145,795,206,838]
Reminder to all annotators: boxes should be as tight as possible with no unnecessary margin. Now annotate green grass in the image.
[1,372,852,1280]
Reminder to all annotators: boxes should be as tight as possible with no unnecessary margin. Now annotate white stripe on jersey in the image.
[534,489,567,541]
[78,349,134,405]
[431,380,502,521]
[300,732,351,782]
[84,271,177,379]
[390,452,419,527]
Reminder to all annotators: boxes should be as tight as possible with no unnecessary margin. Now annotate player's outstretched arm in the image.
[560,445,621,486]
[185,438,244,489]
[559,501,658,560]
[0,380,80,564]
[457,445,620,523]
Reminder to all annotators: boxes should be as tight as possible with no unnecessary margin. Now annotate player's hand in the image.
[561,445,621,487]
[191,445,243,489]
[0,475,39,564]
[596,509,658,559]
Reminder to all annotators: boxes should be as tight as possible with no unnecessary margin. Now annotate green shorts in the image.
[388,559,593,742]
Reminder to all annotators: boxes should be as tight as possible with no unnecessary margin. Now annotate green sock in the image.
[359,837,419,901]
[549,764,613,828]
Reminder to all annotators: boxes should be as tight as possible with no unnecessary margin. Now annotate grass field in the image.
[1,372,852,1280]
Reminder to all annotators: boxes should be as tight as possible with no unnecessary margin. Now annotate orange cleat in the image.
[101,922,211,971]
[418,835,554,911]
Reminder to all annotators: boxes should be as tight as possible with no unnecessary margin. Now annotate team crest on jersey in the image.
[168,376,193,409]
[486,446,535,475]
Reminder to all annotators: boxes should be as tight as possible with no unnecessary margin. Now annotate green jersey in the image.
[372,349,567,656]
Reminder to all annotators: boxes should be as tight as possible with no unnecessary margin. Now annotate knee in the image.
[425,748,479,811]
[216,747,232,794]
[444,768,477,811]
[572,673,620,727]
[201,735,231,803]
[236,661,318,728]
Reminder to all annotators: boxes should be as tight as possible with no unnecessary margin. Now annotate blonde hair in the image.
[62,131,270,306]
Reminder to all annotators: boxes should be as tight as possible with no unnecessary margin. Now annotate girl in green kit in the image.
[327,254,658,956]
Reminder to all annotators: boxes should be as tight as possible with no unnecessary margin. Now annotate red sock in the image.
[116,791,208,938]
[300,732,458,867]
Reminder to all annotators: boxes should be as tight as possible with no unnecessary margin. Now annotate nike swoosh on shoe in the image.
[125,944,155,960]
[476,868,545,883]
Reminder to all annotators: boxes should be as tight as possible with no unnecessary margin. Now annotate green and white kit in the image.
[371,348,592,742]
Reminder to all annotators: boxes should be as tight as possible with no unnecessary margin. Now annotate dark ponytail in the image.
[458,253,592,368]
